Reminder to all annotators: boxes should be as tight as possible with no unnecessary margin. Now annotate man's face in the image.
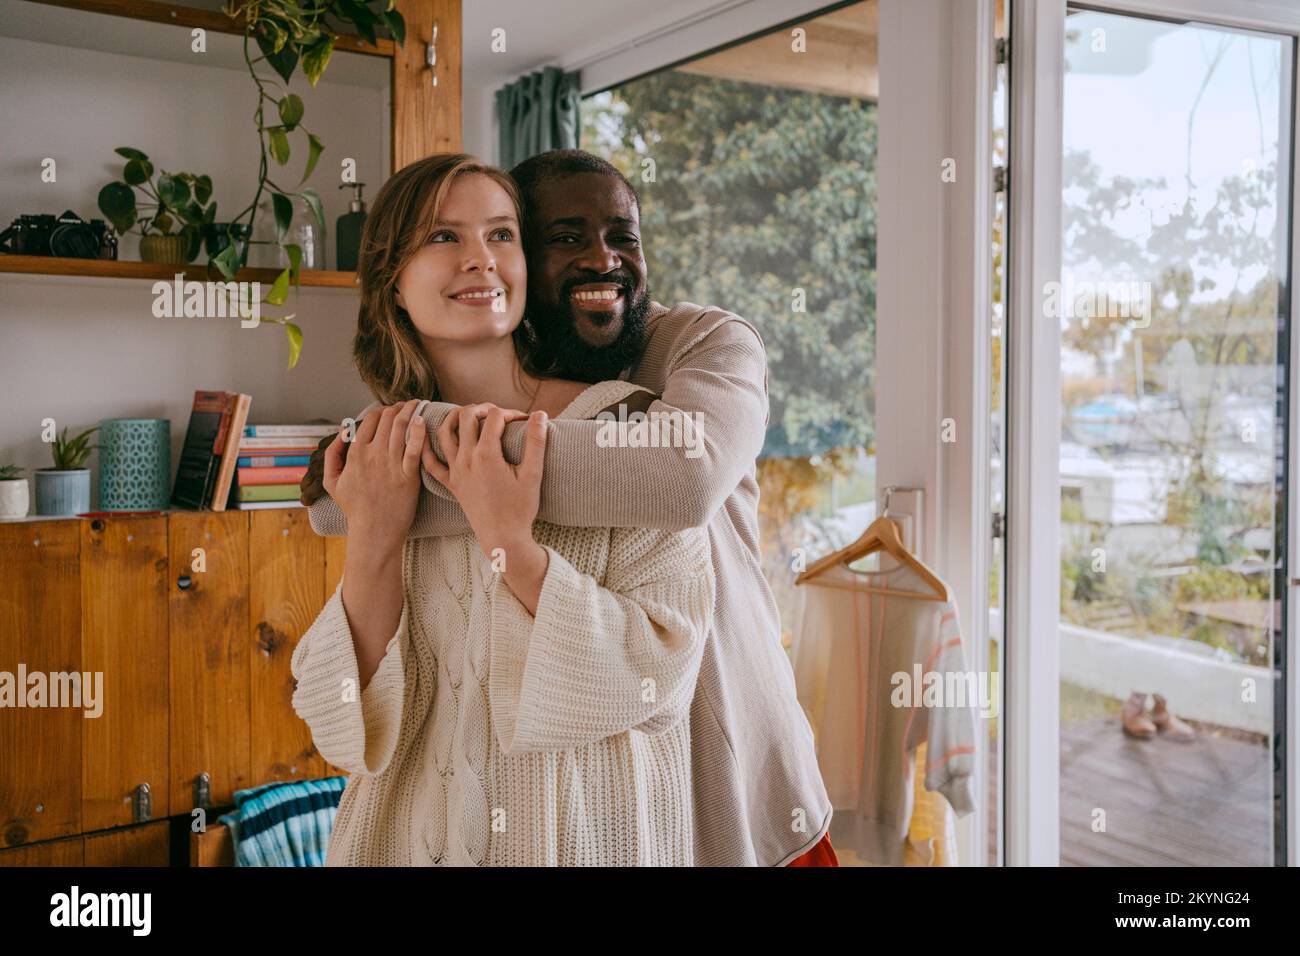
[524,171,651,381]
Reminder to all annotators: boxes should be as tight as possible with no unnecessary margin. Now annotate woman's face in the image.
[394,172,526,344]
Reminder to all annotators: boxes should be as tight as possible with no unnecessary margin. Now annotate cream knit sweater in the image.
[310,302,833,866]
[291,381,715,866]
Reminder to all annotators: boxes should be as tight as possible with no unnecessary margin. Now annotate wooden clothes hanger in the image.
[794,511,951,602]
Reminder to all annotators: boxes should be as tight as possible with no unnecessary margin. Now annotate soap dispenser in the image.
[337,182,368,272]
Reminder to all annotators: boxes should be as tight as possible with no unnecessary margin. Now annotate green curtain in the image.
[496,67,581,168]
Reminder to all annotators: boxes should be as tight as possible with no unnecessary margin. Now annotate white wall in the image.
[461,80,499,164]
[0,30,383,506]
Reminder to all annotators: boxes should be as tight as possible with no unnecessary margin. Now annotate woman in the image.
[289,154,715,866]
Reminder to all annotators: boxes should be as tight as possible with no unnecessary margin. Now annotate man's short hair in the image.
[509,149,641,226]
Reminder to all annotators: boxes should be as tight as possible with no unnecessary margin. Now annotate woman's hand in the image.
[323,399,428,555]
[425,404,551,613]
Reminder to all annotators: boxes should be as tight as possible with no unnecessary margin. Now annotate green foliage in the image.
[49,425,99,471]
[213,1,405,367]
[0,464,23,480]
[97,149,216,260]
[584,73,877,458]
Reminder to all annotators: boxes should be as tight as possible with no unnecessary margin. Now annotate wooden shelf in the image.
[0,254,358,288]
[21,0,396,57]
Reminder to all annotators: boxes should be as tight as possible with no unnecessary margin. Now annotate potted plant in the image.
[0,464,28,519]
[97,149,217,265]
[35,426,99,517]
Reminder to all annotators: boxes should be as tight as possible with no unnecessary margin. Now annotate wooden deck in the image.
[1059,716,1273,867]
[838,713,1272,867]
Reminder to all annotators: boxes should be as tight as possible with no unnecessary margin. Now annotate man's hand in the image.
[299,430,341,506]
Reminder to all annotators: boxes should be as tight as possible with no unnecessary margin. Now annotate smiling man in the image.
[516,165,655,383]
[304,149,834,867]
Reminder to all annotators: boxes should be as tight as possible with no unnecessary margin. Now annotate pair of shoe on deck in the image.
[1121,692,1197,742]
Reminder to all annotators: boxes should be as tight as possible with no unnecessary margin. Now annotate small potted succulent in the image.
[35,426,99,516]
[0,464,28,519]
[98,148,217,265]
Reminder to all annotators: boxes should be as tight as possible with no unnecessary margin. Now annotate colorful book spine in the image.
[237,483,302,502]
[238,437,325,451]
[210,393,252,512]
[237,455,310,468]
[243,424,337,438]
[171,389,231,510]
[237,466,308,486]
[235,499,305,510]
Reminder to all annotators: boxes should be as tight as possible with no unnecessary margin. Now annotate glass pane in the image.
[582,0,883,864]
[582,4,877,663]
[1059,8,1290,865]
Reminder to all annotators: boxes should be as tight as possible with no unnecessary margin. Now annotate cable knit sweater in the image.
[291,381,715,866]
[310,302,833,866]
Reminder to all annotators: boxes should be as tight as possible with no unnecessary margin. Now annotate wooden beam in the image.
[677,19,878,100]
[391,0,461,171]
[19,0,395,57]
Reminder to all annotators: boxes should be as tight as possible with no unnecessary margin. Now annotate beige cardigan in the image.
[309,301,833,866]
[292,381,715,866]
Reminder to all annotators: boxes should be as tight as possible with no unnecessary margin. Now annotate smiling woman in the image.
[350,155,542,406]
[392,175,525,353]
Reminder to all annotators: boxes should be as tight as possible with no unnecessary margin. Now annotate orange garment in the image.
[786,832,840,867]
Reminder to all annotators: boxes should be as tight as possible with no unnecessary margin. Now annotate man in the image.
[302,149,834,867]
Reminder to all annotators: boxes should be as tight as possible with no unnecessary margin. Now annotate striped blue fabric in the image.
[217,776,347,867]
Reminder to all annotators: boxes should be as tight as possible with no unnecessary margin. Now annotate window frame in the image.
[1013,0,1300,867]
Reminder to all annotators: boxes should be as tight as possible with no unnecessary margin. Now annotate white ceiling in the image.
[3,0,830,92]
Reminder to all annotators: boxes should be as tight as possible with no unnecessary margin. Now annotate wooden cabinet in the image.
[0,520,82,847]
[168,511,250,815]
[81,515,170,832]
[83,821,169,867]
[249,508,328,784]
[0,821,169,867]
[0,512,348,860]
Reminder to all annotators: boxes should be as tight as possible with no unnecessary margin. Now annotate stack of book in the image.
[171,390,335,511]
[171,390,252,512]
[235,422,336,509]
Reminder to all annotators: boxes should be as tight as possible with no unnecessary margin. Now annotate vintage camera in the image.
[0,210,118,259]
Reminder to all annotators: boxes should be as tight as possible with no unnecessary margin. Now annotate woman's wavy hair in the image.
[353,152,540,404]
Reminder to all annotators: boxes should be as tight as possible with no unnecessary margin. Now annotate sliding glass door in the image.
[1056,5,1291,865]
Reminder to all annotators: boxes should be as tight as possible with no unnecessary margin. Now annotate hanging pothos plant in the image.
[217,0,406,367]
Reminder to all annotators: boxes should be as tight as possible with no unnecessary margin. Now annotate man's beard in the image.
[526,284,652,383]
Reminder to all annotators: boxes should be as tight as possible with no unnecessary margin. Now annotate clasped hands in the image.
[309,400,550,571]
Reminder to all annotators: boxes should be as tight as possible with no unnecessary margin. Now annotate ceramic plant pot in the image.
[139,233,190,264]
[0,478,29,518]
[35,468,91,516]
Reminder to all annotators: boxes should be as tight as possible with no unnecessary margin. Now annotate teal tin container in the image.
[98,418,171,510]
